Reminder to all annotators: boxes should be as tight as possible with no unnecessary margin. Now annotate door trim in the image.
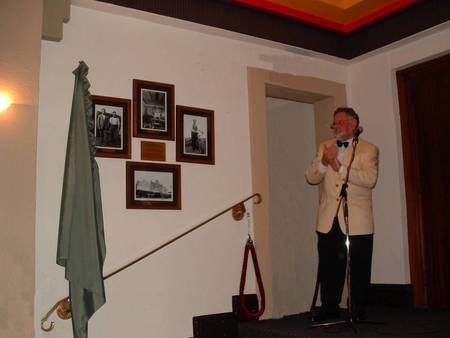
[247,67,347,317]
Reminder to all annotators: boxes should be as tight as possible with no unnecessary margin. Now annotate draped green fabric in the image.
[57,61,106,338]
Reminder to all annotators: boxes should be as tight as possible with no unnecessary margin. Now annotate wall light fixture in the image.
[0,92,13,112]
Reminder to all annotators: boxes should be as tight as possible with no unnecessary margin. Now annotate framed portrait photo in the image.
[133,79,175,140]
[92,95,131,158]
[176,105,215,165]
[126,161,181,210]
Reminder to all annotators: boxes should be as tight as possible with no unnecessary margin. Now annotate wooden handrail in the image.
[41,193,262,331]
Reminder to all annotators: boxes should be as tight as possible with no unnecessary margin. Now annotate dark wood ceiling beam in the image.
[343,0,450,59]
[95,0,450,59]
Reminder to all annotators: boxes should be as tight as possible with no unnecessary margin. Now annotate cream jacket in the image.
[305,138,379,235]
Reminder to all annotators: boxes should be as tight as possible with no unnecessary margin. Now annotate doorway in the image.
[247,67,347,317]
[396,53,450,308]
[266,98,318,318]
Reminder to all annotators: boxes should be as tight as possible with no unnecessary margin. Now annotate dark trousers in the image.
[317,218,373,316]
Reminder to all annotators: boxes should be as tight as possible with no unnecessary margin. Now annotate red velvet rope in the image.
[239,238,265,319]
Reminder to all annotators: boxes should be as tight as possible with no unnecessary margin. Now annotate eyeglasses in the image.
[330,118,354,128]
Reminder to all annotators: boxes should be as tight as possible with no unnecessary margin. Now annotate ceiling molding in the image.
[228,0,419,33]
[95,0,449,59]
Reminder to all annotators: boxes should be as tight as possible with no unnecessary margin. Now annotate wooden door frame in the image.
[396,53,450,308]
[247,67,347,317]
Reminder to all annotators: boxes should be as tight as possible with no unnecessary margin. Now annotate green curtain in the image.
[57,61,106,338]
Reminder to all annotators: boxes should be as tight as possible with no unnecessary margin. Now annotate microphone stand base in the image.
[311,319,349,328]
[311,317,385,329]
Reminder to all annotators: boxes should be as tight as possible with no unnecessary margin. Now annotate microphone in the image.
[353,126,363,144]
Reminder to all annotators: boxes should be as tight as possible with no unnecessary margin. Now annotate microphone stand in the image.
[311,133,384,332]
[311,134,359,330]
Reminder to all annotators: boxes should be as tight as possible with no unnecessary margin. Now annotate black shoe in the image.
[350,311,367,322]
[312,311,340,323]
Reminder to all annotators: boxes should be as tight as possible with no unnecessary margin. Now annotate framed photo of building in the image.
[126,161,181,209]
[92,95,131,158]
[176,105,215,165]
[133,79,175,140]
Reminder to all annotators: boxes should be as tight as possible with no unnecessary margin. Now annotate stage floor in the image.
[239,306,450,338]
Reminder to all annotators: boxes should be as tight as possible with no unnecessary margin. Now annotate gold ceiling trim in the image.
[318,0,365,10]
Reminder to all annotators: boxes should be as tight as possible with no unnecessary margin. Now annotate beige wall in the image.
[36,6,447,335]
[266,98,318,317]
[0,0,42,337]
[36,4,348,337]
[347,27,450,283]
[0,0,444,336]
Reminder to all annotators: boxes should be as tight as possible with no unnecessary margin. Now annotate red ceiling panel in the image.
[229,0,419,33]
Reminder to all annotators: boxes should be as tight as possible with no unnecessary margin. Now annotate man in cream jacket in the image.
[305,107,379,322]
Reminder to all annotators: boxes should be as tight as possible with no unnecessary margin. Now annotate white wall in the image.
[36,3,348,338]
[36,2,449,337]
[347,26,450,284]
[266,99,318,317]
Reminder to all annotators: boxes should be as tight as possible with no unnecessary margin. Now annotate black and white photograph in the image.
[135,170,173,201]
[133,79,175,140]
[126,161,181,209]
[141,89,167,131]
[183,114,208,156]
[176,105,215,165]
[92,95,131,158]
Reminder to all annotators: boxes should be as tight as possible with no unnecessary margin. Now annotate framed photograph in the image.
[176,105,215,165]
[133,79,175,140]
[92,95,131,158]
[126,161,181,209]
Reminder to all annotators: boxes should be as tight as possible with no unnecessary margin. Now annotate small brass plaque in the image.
[141,141,166,161]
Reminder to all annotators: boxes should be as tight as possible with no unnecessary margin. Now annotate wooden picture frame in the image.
[133,79,175,140]
[176,105,215,165]
[92,95,131,159]
[126,161,181,209]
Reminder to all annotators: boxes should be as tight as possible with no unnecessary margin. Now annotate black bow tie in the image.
[336,140,349,148]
